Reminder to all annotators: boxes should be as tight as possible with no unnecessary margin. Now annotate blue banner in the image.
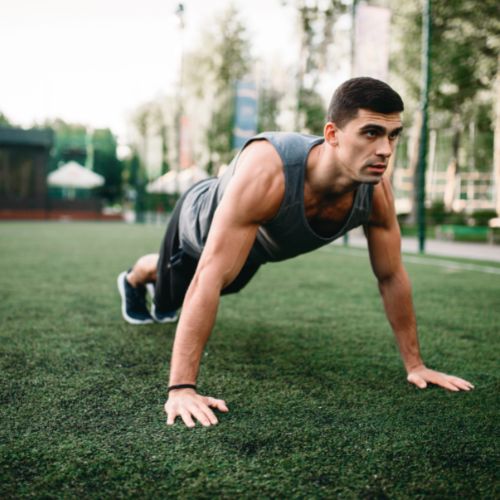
[232,81,258,150]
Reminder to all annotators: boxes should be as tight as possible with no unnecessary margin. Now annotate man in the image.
[118,77,474,428]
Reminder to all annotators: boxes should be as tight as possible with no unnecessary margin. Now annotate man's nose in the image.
[376,137,393,158]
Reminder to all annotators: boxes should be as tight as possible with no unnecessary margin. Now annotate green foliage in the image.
[44,120,124,203]
[470,210,498,227]
[391,0,498,175]
[257,85,282,133]
[392,0,499,114]
[467,103,495,171]
[426,201,448,225]
[284,0,345,131]
[0,223,498,498]
[0,111,14,127]
[298,87,326,135]
[92,129,123,203]
[46,119,87,169]
[184,5,251,169]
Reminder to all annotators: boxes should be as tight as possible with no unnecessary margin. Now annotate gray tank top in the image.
[178,132,373,264]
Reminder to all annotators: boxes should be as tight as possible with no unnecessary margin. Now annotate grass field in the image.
[1,222,499,498]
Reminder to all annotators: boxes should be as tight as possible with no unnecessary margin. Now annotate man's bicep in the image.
[365,179,403,280]
[196,205,260,289]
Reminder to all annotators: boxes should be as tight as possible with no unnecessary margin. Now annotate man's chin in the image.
[361,175,384,185]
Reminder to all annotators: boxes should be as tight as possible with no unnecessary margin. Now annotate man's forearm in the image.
[378,267,423,371]
[168,276,221,386]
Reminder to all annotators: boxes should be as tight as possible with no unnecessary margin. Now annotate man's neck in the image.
[305,143,360,199]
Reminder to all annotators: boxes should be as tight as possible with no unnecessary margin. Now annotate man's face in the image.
[332,108,403,184]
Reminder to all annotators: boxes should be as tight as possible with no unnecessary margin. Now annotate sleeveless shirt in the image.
[178,132,374,265]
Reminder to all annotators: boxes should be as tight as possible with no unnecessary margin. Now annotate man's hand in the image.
[407,365,474,391]
[164,389,229,428]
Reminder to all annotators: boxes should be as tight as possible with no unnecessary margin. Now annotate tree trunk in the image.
[443,113,461,212]
[494,55,500,216]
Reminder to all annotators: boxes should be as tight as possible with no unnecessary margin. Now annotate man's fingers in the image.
[179,409,196,428]
[447,379,470,391]
[448,376,474,390]
[206,397,229,412]
[438,379,460,391]
[407,373,427,389]
[197,403,219,425]
[164,394,228,428]
[187,404,212,427]
[166,410,176,425]
[408,369,475,392]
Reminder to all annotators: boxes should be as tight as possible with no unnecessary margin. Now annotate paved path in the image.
[333,234,500,263]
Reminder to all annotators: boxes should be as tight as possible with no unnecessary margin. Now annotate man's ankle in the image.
[126,271,140,288]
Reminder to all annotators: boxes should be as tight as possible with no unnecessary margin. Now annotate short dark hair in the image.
[327,77,404,128]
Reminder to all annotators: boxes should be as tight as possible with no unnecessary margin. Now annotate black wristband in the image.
[167,384,197,393]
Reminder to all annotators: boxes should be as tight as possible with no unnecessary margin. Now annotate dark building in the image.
[0,127,54,218]
[0,127,120,220]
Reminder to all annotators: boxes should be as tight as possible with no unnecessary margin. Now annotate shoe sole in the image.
[117,271,154,325]
[151,303,178,324]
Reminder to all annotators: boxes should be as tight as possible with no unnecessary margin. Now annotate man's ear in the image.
[324,122,339,146]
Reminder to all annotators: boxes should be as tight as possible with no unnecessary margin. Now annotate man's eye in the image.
[365,130,377,137]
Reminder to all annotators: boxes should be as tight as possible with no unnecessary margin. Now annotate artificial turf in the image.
[1,222,498,498]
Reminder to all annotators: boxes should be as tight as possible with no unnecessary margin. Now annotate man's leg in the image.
[117,254,159,325]
[127,253,159,286]
[153,193,197,319]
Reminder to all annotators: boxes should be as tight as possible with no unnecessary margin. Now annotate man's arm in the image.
[165,141,284,427]
[365,177,473,391]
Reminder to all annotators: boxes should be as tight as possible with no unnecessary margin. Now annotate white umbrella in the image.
[146,166,210,195]
[146,170,179,194]
[47,161,105,189]
[177,165,209,194]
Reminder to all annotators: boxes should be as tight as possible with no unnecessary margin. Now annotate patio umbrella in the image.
[47,161,105,189]
[146,166,209,195]
[177,165,209,194]
[146,170,179,194]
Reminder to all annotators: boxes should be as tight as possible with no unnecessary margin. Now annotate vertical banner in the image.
[354,5,391,81]
[232,81,258,150]
[179,115,192,169]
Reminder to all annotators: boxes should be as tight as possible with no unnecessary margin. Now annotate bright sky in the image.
[0,0,298,140]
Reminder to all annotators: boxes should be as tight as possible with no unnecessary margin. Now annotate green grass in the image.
[1,222,499,499]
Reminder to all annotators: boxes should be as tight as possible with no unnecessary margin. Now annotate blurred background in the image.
[1,0,499,244]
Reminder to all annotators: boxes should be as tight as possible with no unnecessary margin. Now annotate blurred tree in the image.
[44,119,123,204]
[131,99,170,179]
[0,112,14,127]
[391,0,499,216]
[282,0,345,132]
[45,119,87,170]
[392,0,499,173]
[92,129,123,203]
[131,104,151,178]
[257,84,283,133]
[298,87,327,135]
[183,4,251,172]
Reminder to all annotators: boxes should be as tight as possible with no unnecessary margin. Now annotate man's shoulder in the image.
[245,132,322,170]
[255,131,323,151]
[239,138,283,175]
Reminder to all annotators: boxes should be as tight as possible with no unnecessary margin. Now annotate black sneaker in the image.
[151,302,178,324]
[117,271,154,325]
